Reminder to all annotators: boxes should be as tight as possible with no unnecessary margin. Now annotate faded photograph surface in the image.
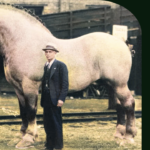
[0,0,142,150]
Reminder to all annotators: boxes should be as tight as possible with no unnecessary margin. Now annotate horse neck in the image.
[0,8,57,57]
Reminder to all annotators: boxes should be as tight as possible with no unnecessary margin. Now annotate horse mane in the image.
[0,2,51,33]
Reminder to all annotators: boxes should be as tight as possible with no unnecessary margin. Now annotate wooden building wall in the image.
[40,6,111,39]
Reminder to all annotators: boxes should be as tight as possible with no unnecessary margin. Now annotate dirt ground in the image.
[0,95,142,150]
[0,118,141,150]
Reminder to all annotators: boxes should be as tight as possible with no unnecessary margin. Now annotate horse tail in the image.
[125,40,136,57]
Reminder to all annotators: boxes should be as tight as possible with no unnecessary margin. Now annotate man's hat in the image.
[42,44,59,52]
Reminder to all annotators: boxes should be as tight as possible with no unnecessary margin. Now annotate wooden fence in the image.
[39,5,112,39]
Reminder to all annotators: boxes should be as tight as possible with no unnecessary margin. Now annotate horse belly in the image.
[68,68,93,92]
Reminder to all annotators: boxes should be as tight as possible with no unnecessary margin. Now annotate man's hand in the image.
[57,100,64,107]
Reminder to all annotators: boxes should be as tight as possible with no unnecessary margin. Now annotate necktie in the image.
[46,63,50,70]
[45,63,50,88]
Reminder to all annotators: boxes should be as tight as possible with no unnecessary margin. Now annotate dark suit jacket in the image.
[41,59,69,107]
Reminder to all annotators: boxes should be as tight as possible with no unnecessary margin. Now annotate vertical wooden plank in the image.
[120,6,122,25]
[70,11,72,38]
[59,0,61,12]
[104,6,106,32]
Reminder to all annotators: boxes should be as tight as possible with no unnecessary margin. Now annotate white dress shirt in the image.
[46,58,55,69]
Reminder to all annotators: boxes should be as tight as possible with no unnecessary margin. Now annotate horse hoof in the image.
[15,142,34,149]
[119,140,125,146]
[114,132,124,139]
[119,136,135,146]
[116,138,122,145]
[114,125,126,139]
[7,138,21,147]
[124,137,135,144]
[15,133,23,138]
[118,139,133,146]
[15,134,34,149]
[15,132,26,139]
[124,133,135,144]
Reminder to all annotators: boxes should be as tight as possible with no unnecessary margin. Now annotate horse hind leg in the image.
[106,85,126,139]
[114,99,126,139]
[115,84,137,143]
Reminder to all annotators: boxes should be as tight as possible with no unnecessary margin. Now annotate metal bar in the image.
[0,111,142,120]
[0,114,142,125]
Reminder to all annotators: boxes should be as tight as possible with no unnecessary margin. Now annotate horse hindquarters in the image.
[115,84,137,142]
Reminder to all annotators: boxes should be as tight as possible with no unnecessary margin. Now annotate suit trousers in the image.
[43,89,63,149]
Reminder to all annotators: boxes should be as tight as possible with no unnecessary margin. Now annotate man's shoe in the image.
[44,140,54,150]
[44,146,53,150]
[44,143,53,150]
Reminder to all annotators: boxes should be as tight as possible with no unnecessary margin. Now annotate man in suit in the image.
[41,44,69,150]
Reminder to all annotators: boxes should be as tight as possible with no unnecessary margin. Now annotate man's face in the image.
[45,49,56,62]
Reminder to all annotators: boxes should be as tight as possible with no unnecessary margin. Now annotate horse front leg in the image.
[15,89,28,136]
[115,84,137,144]
[16,78,40,149]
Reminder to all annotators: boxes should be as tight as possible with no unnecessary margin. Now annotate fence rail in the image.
[0,111,141,124]
[39,6,112,39]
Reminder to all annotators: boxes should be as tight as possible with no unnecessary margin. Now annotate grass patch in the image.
[0,94,142,116]
[0,94,142,150]
[0,119,142,150]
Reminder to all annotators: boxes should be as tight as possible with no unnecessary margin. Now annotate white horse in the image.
[0,4,136,148]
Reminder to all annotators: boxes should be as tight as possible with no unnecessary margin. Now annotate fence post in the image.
[120,6,122,25]
[70,11,72,38]
[104,6,107,32]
